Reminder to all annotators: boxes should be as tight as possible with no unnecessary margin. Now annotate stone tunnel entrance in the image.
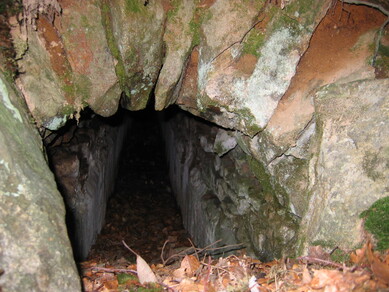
[86,107,192,265]
[46,100,291,266]
[1,0,389,289]
[46,104,192,263]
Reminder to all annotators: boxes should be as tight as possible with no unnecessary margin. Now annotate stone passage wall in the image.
[161,110,299,261]
[0,73,81,291]
[48,112,130,260]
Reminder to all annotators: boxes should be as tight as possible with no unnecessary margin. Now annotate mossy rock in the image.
[360,196,389,250]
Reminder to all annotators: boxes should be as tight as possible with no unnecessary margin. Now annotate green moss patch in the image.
[188,6,212,48]
[125,0,144,14]
[166,0,181,19]
[100,1,128,92]
[242,29,266,57]
[360,196,389,250]
[0,0,22,16]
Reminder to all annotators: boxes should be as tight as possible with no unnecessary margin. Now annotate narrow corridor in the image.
[86,108,191,264]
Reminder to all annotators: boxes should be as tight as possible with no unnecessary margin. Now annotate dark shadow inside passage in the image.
[45,104,191,263]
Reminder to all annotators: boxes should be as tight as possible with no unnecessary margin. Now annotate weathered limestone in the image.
[0,72,81,291]
[48,112,130,260]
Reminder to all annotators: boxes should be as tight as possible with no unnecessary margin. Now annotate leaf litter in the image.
[81,241,389,291]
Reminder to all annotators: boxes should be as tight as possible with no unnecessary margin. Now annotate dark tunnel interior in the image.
[45,104,193,263]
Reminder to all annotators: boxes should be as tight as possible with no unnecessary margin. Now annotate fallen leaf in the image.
[136,254,158,284]
[173,267,186,279]
[122,240,158,284]
[180,255,200,277]
[177,278,204,291]
[310,269,343,289]
[366,242,389,284]
[308,245,330,260]
[350,244,367,265]
[302,267,312,284]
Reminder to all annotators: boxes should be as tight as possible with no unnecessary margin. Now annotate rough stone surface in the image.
[5,0,389,273]
[154,0,195,110]
[0,72,81,291]
[12,0,119,128]
[162,110,299,261]
[176,0,329,136]
[48,113,130,260]
[59,0,119,117]
[299,79,389,251]
[102,0,165,110]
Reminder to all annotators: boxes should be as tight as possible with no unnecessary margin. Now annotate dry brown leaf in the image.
[221,275,230,287]
[103,278,119,290]
[308,245,330,260]
[180,255,200,277]
[310,269,343,289]
[384,252,389,265]
[350,244,367,265]
[82,277,94,291]
[302,267,312,284]
[122,240,158,284]
[136,254,158,284]
[173,267,186,279]
[371,260,389,285]
[365,242,389,285]
[177,278,204,291]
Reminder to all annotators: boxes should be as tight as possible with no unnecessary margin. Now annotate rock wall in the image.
[162,110,299,260]
[48,112,130,260]
[2,0,389,287]
[300,79,389,250]
[0,72,81,291]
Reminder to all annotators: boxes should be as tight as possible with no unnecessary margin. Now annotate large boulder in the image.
[0,72,80,291]
[12,0,119,129]
[101,0,165,110]
[300,78,389,251]
[174,0,329,136]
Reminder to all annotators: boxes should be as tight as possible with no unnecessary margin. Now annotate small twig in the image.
[329,246,339,255]
[122,240,139,257]
[161,239,170,265]
[199,243,245,256]
[89,267,137,275]
[342,0,389,16]
[162,239,222,265]
[298,256,345,269]
[162,239,244,265]
[201,262,230,274]
[162,246,196,266]
[194,239,223,255]
[188,238,200,261]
